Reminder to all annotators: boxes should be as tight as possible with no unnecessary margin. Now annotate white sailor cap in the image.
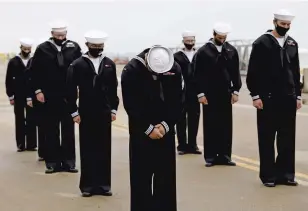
[49,20,68,33]
[182,30,196,38]
[274,9,295,22]
[147,45,174,74]
[213,22,232,36]
[84,30,108,44]
[19,38,34,47]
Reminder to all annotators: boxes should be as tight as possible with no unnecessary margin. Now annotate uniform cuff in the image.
[233,91,239,95]
[145,124,155,136]
[26,98,32,101]
[111,110,117,115]
[252,95,260,101]
[161,121,170,133]
[297,96,302,100]
[197,93,205,98]
[9,95,14,100]
[71,111,79,118]
[35,89,42,94]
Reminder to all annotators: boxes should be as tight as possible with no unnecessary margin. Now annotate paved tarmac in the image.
[1,64,308,210]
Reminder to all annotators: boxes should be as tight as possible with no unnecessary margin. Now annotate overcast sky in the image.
[0,0,307,53]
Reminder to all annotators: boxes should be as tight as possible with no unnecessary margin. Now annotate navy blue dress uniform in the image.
[30,21,82,173]
[5,38,37,152]
[66,30,119,197]
[174,31,201,155]
[246,9,301,187]
[121,45,184,211]
[193,22,242,167]
[27,90,46,161]
[27,38,47,161]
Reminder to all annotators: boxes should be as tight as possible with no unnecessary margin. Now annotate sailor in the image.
[66,30,119,197]
[246,9,301,187]
[26,38,48,161]
[174,31,201,155]
[5,38,37,152]
[30,20,82,173]
[121,45,184,211]
[193,22,242,167]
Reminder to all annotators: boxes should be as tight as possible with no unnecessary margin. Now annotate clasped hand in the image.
[149,124,166,140]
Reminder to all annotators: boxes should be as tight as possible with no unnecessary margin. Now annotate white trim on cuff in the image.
[252,95,260,100]
[9,96,14,100]
[145,124,155,136]
[26,98,32,101]
[111,110,117,115]
[161,121,170,133]
[197,93,205,98]
[297,96,302,100]
[233,91,239,95]
[35,89,42,94]
[71,111,79,118]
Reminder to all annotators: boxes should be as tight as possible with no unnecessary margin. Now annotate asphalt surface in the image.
[1,64,308,210]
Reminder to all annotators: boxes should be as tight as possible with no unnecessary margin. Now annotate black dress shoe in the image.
[263,182,276,187]
[205,162,214,167]
[276,179,298,186]
[81,192,92,197]
[64,167,78,173]
[225,161,236,166]
[187,149,202,155]
[193,150,202,155]
[26,148,37,151]
[17,148,25,152]
[178,151,186,155]
[38,157,44,161]
[98,190,113,196]
[186,146,202,155]
[45,167,56,174]
[45,166,61,174]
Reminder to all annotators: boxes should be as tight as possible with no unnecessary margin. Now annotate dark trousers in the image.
[176,96,200,151]
[202,93,233,163]
[257,95,297,183]
[34,102,46,158]
[129,133,177,211]
[43,101,76,168]
[79,113,112,192]
[14,101,37,150]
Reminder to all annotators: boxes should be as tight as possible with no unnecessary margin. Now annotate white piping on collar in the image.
[134,55,159,79]
[179,49,195,62]
[266,31,289,46]
[134,56,146,66]
[17,54,32,60]
[207,39,223,47]
[82,53,106,63]
[179,48,196,54]
[47,39,69,50]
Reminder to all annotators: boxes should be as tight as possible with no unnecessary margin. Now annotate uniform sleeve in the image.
[5,59,15,100]
[229,49,242,95]
[25,58,34,102]
[160,63,185,134]
[192,49,207,99]
[74,43,83,60]
[187,54,197,96]
[108,62,119,115]
[246,42,263,100]
[293,46,302,100]
[30,47,44,95]
[66,64,79,117]
[121,65,155,136]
